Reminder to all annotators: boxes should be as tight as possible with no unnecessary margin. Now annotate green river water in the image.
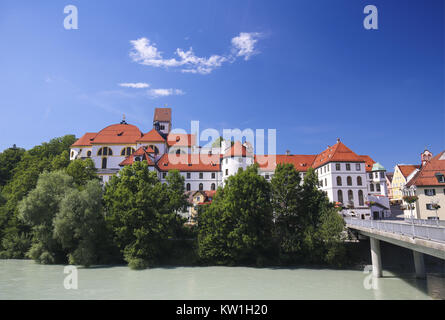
[0,259,444,299]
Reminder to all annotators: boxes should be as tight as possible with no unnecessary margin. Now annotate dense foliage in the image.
[0,136,347,268]
[103,163,188,269]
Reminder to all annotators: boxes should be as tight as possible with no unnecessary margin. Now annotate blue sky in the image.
[0,0,443,171]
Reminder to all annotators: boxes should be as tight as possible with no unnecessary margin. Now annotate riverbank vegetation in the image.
[0,137,349,269]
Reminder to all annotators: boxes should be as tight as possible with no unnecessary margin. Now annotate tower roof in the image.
[153,108,171,122]
[223,141,253,158]
[372,162,385,171]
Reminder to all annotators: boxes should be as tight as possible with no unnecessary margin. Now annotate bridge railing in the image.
[344,218,445,243]
[404,218,445,227]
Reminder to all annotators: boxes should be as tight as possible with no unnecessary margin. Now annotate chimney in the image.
[286,150,290,156]
[336,138,341,143]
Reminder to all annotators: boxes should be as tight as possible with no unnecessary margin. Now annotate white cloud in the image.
[148,88,185,98]
[119,82,150,88]
[129,32,263,74]
[231,32,262,60]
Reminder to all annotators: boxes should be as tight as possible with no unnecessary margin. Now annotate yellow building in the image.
[391,164,420,202]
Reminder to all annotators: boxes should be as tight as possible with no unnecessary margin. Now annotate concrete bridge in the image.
[344,217,445,279]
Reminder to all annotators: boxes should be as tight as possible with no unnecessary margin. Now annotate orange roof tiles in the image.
[119,146,155,166]
[255,154,317,172]
[398,165,420,178]
[91,123,143,144]
[358,155,376,172]
[137,129,165,142]
[167,133,196,147]
[153,108,171,122]
[71,132,97,147]
[406,151,445,187]
[312,141,364,168]
[157,153,221,172]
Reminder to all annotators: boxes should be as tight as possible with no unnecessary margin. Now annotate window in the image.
[159,125,165,130]
[370,184,374,192]
[101,157,107,169]
[369,173,373,179]
[327,165,330,172]
[336,163,341,171]
[211,183,216,191]
[356,163,361,171]
[225,169,228,176]
[265,174,270,180]
[71,151,74,158]
[358,190,364,206]
[98,147,112,156]
[348,190,354,201]
[225,158,228,164]
[199,172,203,179]
[337,190,343,203]
[211,172,215,179]
[186,183,191,191]
[347,176,352,186]
[380,172,385,179]
[346,164,351,171]
[199,183,203,191]
[337,176,342,186]
[87,150,91,157]
[149,145,159,154]
[319,180,323,187]
[426,204,434,210]
[187,172,191,179]
[176,149,181,155]
[121,147,135,156]
[376,184,381,192]
[425,189,436,196]
[162,172,167,179]
[357,176,362,186]
[325,178,327,186]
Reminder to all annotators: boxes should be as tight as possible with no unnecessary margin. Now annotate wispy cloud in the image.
[129,32,263,74]
[148,88,185,98]
[119,82,150,88]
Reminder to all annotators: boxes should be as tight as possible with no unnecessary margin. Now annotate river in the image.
[0,259,444,299]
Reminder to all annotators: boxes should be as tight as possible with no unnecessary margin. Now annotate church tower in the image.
[153,107,172,137]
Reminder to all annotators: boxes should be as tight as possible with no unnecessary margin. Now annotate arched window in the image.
[98,147,112,156]
[101,157,107,169]
[347,176,352,186]
[87,150,92,157]
[337,190,343,203]
[348,190,354,201]
[186,183,191,191]
[211,183,216,191]
[199,183,203,191]
[357,176,362,186]
[176,149,181,155]
[121,147,135,156]
[337,176,342,186]
[358,190,364,206]
[370,184,375,192]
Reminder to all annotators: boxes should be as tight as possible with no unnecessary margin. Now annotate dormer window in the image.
[435,173,445,183]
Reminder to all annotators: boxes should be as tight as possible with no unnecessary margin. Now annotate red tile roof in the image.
[406,151,445,187]
[223,141,253,158]
[71,132,97,147]
[167,133,196,147]
[153,108,171,122]
[312,141,364,168]
[255,154,317,172]
[358,155,376,172]
[398,165,420,178]
[90,123,143,144]
[157,153,221,172]
[137,129,165,142]
[119,146,155,166]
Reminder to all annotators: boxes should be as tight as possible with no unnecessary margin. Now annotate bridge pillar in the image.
[370,238,382,278]
[413,251,426,279]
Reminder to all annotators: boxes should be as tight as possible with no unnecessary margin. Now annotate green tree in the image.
[198,165,274,265]
[270,163,304,259]
[18,171,75,264]
[0,145,25,186]
[53,180,111,266]
[104,162,186,269]
[65,158,98,187]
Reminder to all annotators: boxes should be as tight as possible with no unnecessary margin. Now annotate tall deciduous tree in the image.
[198,164,274,265]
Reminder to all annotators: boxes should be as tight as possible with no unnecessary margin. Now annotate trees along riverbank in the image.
[0,136,349,269]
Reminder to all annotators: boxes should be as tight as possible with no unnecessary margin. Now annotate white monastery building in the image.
[70,108,390,219]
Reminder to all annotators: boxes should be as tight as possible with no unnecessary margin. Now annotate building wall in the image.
[391,166,407,201]
[403,187,445,220]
